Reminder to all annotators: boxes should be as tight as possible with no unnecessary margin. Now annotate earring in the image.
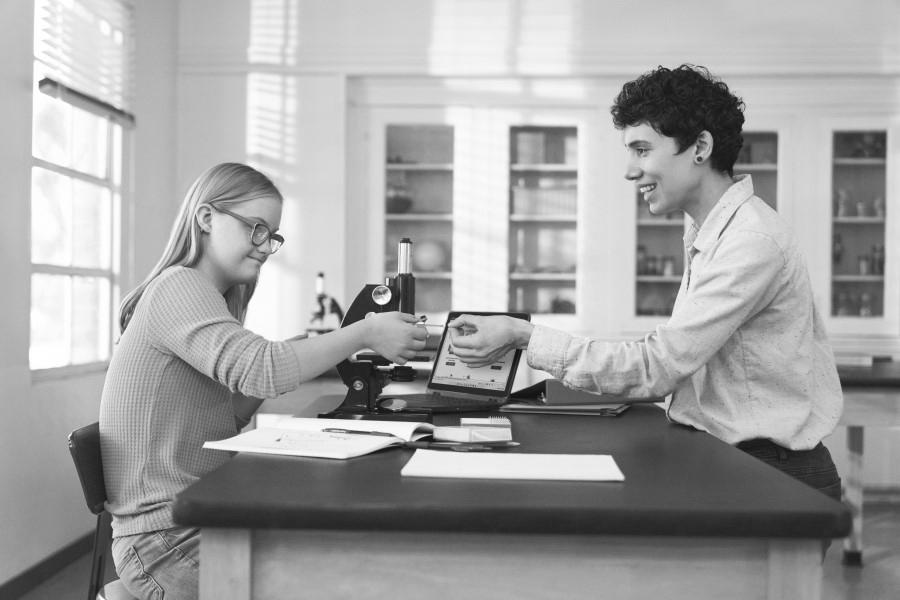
[694,156,703,164]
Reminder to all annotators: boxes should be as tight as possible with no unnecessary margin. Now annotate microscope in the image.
[319,238,431,421]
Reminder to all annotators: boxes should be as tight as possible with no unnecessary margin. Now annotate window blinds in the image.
[34,0,135,123]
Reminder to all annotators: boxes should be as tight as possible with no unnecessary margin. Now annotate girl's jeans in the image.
[111,526,200,600]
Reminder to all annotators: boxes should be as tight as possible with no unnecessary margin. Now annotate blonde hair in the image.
[119,162,283,332]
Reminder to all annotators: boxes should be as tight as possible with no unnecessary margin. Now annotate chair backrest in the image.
[68,422,107,515]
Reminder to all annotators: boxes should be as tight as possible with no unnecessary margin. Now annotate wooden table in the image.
[837,361,900,566]
[174,403,849,600]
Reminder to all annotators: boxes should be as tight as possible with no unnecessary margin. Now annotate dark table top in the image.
[838,361,900,388]
[173,404,850,539]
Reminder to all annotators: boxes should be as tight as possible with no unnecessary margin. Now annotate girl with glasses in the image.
[100,162,426,600]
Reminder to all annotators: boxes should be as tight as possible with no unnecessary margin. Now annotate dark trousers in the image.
[738,439,842,558]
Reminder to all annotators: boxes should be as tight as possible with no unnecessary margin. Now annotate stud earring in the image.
[694,156,703,164]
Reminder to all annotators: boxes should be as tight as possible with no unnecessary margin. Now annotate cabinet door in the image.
[490,110,602,331]
[830,130,887,318]
[357,108,460,321]
[825,124,900,338]
[508,126,578,316]
[385,124,455,314]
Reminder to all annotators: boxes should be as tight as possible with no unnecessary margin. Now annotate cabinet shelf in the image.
[510,214,577,223]
[414,271,452,280]
[832,275,885,283]
[734,163,777,171]
[833,158,886,167]
[510,272,576,281]
[386,213,453,221]
[637,219,684,227]
[386,163,453,171]
[832,216,886,225]
[637,275,682,283]
[510,164,577,173]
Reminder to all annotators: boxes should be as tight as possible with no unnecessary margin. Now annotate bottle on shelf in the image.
[832,233,844,266]
[872,245,885,275]
[859,293,873,317]
[835,188,853,217]
[858,255,871,276]
[661,256,676,277]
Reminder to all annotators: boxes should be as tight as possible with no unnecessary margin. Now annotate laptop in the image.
[377,311,531,413]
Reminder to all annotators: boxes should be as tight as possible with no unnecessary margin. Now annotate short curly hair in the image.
[611,65,745,176]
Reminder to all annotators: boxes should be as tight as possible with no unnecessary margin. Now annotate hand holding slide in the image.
[448,314,534,368]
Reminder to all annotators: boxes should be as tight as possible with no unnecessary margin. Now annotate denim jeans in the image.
[111,526,200,600]
[738,439,842,558]
[737,440,842,501]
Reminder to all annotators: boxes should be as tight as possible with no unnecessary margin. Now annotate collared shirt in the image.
[527,176,842,450]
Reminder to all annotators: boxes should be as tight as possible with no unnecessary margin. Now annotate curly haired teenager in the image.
[448,65,843,504]
[100,163,426,599]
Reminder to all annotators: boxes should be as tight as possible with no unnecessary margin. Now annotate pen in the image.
[322,428,398,438]
[405,441,520,451]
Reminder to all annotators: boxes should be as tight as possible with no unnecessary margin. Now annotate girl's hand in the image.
[363,312,427,365]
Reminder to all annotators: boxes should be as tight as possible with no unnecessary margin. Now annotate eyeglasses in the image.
[208,205,284,253]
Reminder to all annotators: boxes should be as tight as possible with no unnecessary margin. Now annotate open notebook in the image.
[377,311,530,414]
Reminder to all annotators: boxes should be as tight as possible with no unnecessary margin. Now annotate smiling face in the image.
[196,195,283,292]
[624,122,702,217]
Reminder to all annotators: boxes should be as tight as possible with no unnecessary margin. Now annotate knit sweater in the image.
[99,266,301,537]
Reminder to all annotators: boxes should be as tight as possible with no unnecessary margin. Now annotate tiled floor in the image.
[16,503,900,599]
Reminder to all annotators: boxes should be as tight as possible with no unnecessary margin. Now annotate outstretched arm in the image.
[287,311,427,382]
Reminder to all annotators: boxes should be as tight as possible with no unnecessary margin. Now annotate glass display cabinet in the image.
[508,126,578,314]
[830,131,887,318]
[633,131,779,317]
[384,124,454,313]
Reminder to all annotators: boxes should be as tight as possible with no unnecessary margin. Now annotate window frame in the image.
[29,79,132,378]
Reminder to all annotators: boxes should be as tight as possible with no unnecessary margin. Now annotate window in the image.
[31,0,134,371]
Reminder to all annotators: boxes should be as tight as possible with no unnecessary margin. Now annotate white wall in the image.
[0,0,179,585]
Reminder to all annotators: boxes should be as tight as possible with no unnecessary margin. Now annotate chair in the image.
[67,422,138,600]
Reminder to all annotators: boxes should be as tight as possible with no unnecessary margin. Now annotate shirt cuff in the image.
[526,324,571,379]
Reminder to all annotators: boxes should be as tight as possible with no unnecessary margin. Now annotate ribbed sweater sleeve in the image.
[145,267,301,398]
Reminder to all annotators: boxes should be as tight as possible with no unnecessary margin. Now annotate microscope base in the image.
[317,408,432,423]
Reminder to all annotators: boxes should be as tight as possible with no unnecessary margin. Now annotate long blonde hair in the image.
[119,162,283,332]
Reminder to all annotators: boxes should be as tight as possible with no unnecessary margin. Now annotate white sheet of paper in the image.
[400,450,625,481]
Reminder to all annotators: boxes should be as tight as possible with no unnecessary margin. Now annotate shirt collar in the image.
[684,175,755,254]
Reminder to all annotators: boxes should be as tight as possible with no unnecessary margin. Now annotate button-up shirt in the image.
[527,176,842,450]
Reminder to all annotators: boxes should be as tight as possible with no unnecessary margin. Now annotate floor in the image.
[15,503,900,600]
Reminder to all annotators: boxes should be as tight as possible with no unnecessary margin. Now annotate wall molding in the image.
[177,41,900,78]
[0,533,91,598]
